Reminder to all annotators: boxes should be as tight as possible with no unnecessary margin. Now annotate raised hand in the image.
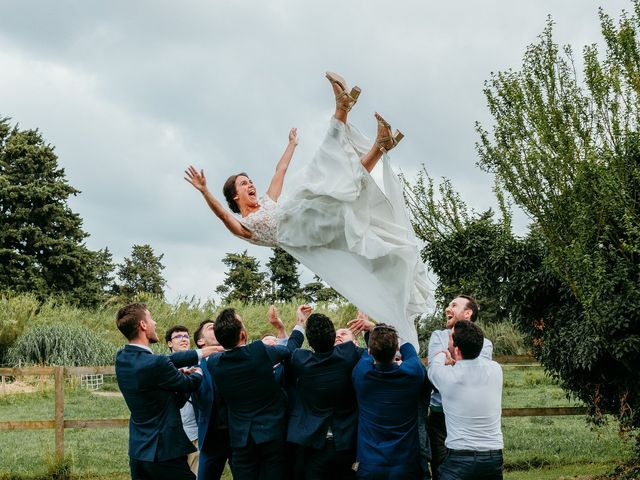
[184,165,208,193]
[268,305,286,337]
[347,310,375,336]
[288,128,298,146]
[296,304,313,327]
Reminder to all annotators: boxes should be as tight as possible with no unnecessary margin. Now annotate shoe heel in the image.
[350,86,362,102]
[394,130,404,144]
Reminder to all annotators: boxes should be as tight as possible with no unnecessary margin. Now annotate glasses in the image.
[171,333,190,341]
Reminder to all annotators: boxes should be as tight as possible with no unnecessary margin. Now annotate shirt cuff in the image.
[293,325,305,335]
[195,349,203,362]
[276,337,289,346]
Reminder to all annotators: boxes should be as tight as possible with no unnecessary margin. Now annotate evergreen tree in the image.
[116,244,166,297]
[0,118,109,305]
[302,275,342,303]
[215,250,268,303]
[266,247,300,302]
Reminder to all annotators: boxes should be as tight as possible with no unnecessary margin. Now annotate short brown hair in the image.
[214,308,243,349]
[116,303,148,341]
[194,319,214,347]
[368,323,399,364]
[223,172,249,214]
[452,320,484,359]
[457,294,479,322]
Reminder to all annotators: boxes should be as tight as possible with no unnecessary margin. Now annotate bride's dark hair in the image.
[223,172,249,213]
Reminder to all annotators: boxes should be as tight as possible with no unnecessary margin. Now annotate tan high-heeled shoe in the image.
[326,71,362,112]
[374,112,404,154]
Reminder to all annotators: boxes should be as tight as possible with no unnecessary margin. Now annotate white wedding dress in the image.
[238,117,431,349]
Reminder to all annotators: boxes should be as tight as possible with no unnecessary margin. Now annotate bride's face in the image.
[234,175,258,209]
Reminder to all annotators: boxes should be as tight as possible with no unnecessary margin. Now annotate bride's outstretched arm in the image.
[184,165,252,239]
[266,128,297,201]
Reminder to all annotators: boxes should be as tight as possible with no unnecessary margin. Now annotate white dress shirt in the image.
[428,352,504,451]
[428,329,493,408]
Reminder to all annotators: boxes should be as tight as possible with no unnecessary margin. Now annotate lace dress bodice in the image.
[238,195,278,247]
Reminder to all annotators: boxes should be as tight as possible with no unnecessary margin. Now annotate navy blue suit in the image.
[115,345,202,480]
[287,341,365,479]
[352,343,425,480]
[192,355,231,479]
[208,330,304,479]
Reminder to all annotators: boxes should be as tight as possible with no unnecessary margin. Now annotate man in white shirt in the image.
[427,295,493,479]
[166,325,201,477]
[428,320,503,480]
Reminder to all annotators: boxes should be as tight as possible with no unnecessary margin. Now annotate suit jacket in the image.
[115,345,202,462]
[192,354,229,452]
[287,341,365,451]
[208,330,304,448]
[352,342,425,468]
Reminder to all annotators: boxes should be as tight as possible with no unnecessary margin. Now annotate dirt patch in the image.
[92,391,123,397]
[0,380,36,395]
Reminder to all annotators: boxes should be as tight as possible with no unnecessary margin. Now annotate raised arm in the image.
[265,128,297,201]
[184,165,252,239]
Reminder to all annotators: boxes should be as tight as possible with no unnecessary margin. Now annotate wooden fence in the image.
[0,356,587,461]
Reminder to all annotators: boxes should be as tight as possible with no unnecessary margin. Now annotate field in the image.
[0,366,634,480]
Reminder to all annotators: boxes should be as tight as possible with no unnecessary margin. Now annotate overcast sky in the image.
[0,0,630,304]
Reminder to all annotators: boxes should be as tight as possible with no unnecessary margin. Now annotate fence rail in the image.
[0,357,585,461]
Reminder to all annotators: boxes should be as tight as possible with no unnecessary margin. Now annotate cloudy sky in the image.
[0,0,630,303]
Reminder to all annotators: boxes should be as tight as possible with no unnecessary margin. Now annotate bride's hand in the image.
[184,165,207,193]
[288,128,298,146]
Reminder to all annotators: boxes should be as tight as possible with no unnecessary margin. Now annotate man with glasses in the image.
[352,323,426,479]
[166,325,200,477]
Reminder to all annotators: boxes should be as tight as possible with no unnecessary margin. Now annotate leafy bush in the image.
[6,323,116,367]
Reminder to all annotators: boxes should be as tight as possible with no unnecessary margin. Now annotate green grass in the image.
[0,367,635,479]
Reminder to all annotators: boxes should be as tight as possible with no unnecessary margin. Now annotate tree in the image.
[215,250,268,303]
[116,244,166,297]
[302,275,343,303]
[473,5,640,435]
[0,118,111,306]
[266,247,300,302]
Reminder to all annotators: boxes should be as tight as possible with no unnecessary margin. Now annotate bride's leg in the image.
[360,145,383,173]
[326,72,361,125]
[330,81,349,124]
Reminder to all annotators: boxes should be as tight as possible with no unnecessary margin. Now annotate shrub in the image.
[6,323,116,367]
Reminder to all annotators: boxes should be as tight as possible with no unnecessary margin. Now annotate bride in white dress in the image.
[185,72,430,348]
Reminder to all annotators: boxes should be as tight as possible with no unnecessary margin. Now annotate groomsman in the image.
[352,323,425,479]
[115,303,216,480]
[427,295,493,479]
[428,320,503,480]
[206,306,305,480]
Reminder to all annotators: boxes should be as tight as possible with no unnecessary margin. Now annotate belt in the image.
[448,449,502,457]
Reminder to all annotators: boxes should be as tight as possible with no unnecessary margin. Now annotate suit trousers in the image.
[298,438,356,480]
[356,463,422,480]
[199,428,232,480]
[427,409,447,480]
[130,456,195,480]
[230,436,284,480]
[437,451,503,480]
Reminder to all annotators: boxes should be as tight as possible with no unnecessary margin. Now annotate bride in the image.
[185,72,430,348]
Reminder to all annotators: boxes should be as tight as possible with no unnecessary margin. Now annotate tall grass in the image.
[6,323,116,367]
[0,292,529,363]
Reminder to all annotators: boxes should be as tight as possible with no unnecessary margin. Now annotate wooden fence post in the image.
[54,366,64,462]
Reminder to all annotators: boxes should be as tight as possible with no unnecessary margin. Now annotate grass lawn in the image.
[0,367,634,479]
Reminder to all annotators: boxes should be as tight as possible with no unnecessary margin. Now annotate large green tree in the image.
[116,244,166,297]
[266,247,300,302]
[215,250,268,303]
[473,5,640,434]
[0,118,111,305]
